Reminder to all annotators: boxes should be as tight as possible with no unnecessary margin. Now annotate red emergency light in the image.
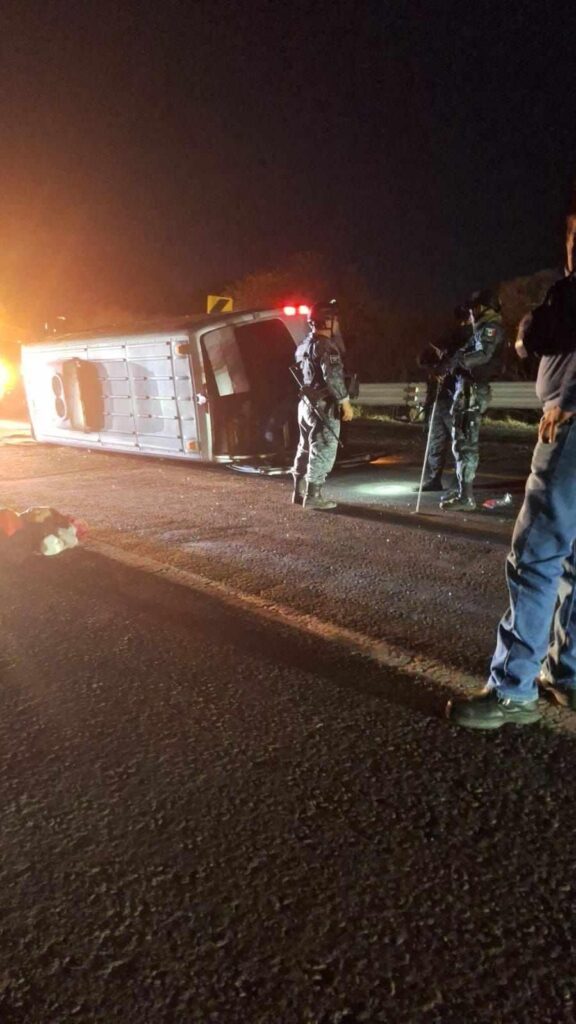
[283,304,310,317]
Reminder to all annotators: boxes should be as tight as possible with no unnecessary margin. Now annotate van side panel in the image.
[22,332,200,459]
[21,312,308,463]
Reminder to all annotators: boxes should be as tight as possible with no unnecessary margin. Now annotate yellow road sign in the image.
[207,295,233,314]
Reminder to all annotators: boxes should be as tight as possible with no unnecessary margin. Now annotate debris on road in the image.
[0,506,87,559]
[482,492,513,510]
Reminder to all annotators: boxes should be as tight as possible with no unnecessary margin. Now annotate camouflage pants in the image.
[451,382,491,487]
[423,395,454,482]
[292,397,340,485]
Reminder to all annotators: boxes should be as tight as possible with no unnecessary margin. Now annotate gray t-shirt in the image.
[536,351,576,412]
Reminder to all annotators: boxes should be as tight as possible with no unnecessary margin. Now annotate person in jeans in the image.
[448,249,576,729]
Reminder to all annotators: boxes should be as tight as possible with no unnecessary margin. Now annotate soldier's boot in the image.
[419,474,444,493]
[440,481,476,511]
[291,474,306,505]
[303,482,338,510]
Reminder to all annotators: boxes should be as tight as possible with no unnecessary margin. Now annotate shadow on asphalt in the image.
[7,546,573,739]
[332,502,515,546]
[24,549,462,724]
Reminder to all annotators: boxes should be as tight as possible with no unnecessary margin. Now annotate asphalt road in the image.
[2,422,576,1023]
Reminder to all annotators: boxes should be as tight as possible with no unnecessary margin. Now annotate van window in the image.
[202,326,249,396]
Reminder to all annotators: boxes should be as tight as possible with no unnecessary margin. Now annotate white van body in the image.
[21,309,309,466]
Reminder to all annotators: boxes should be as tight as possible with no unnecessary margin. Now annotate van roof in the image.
[29,309,286,345]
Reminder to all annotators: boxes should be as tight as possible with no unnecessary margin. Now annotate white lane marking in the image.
[87,538,485,695]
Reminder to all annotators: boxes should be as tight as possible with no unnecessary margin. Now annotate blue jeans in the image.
[489,418,576,701]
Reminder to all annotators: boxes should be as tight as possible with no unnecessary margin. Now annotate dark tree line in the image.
[226,251,562,382]
[225,251,445,382]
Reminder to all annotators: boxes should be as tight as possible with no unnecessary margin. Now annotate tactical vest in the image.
[297,334,326,390]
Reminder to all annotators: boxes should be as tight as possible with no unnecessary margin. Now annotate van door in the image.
[200,325,252,458]
[233,318,297,456]
[199,318,298,463]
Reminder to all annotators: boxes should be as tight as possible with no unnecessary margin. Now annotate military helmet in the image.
[468,288,501,313]
[308,299,338,329]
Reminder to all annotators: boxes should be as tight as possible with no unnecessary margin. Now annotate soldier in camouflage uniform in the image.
[438,290,505,511]
[291,300,354,510]
[417,306,471,492]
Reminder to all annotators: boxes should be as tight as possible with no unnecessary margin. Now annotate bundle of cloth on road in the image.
[0,506,87,559]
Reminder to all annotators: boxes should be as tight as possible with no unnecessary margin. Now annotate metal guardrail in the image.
[357,381,540,410]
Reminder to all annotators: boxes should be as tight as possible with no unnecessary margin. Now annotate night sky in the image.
[2,0,576,326]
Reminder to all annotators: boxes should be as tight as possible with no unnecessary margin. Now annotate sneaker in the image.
[446,688,541,730]
[440,494,476,512]
[537,676,576,709]
[555,685,576,709]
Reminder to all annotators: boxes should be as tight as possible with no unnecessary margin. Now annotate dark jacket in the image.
[295,331,349,403]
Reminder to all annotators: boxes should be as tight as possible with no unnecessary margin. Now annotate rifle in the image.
[289,365,344,449]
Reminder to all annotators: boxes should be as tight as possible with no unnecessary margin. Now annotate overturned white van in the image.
[21,309,311,468]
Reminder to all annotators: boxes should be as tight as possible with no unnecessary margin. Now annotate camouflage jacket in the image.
[295,331,348,403]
